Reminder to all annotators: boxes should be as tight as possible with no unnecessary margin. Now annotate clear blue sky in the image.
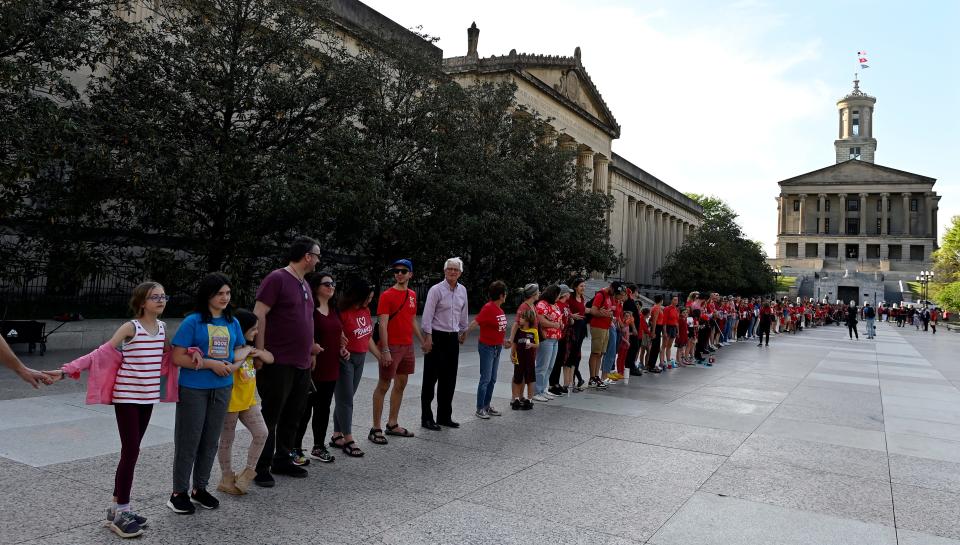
[365,0,959,254]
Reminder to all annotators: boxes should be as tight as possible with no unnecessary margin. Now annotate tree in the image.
[930,215,960,311]
[657,193,775,295]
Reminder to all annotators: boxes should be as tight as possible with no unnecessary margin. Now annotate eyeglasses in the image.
[147,295,171,302]
[392,269,409,275]
[308,251,321,260]
[320,281,336,288]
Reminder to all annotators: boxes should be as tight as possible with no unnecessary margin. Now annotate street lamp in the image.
[916,270,934,305]
[772,266,782,298]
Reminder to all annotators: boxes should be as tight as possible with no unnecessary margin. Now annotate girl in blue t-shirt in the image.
[167,272,245,515]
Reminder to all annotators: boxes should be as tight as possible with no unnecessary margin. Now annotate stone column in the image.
[625,198,635,280]
[576,148,593,190]
[644,205,654,284]
[902,192,911,235]
[676,219,683,250]
[777,195,785,235]
[655,210,664,285]
[881,193,889,235]
[859,193,868,235]
[797,194,807,234]
[838,193,847,235]
[925,192,935,237]
[817,194,826,234]
[593,154,609,194]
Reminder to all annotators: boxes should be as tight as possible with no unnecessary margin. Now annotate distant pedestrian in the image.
[846,301,859,340]
[863,302,876,339]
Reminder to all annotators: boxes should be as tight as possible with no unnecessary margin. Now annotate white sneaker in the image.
[603,378,614,385]
[544,391,557,398]
[532,394,550,402]
[475,408,490,419]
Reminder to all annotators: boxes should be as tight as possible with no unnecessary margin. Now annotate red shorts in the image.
[380,344,415,380]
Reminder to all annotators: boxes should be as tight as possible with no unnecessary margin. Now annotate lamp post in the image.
[916,270,934,306]
[772,266,782,297]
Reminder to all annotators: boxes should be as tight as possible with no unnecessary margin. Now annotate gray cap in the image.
[558,284,572,295]
[522,283,539,298]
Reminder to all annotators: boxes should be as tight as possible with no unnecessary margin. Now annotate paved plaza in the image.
[2,320,959,544]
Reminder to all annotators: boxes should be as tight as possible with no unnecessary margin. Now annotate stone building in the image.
[772,79,940,304]
[443,23,702,287]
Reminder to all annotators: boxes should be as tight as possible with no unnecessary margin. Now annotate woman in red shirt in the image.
[331,280,382,457]
[563,278,588,391]
[467,281,508,419]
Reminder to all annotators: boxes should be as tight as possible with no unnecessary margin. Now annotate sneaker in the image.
[475,408,490,419]
[549,386,566,397]
[510,399,523,410]
[309,446,335,463]
[109,510,144,538]
[521,398,534,410]
[166,493,195,515]
[532,393,550,402]
[253,470,275,488]
[572,385,584,392]
[603,378,614,385]
[106,507,147,528]
[486,406,502,416]
[190,488,219,510]
[543,391,557,398]
[559,386,569,394]
[291,448,310,466]
[576,378,585,388]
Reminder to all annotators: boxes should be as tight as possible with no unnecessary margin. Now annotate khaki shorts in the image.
[590,327,610,354]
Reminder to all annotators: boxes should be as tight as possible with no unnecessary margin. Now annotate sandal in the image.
[385,423,414,437]
[367,428,388,445]
[342,440,365,457]
[329,435,346,448]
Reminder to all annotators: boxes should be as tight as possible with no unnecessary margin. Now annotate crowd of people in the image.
[0,236,949,539]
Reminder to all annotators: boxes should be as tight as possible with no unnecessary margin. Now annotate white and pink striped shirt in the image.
[112,320,165,404]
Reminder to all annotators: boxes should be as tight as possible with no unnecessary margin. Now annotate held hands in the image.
[422,336,433,353]
[380,350,393,367]
[210,361,233,377]
[42,368,64,383]
[458,332,466,345]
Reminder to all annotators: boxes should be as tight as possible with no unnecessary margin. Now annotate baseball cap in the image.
[558,284,572,295]
[391,258,413,272]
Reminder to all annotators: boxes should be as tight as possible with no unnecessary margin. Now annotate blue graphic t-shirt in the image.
[172,313,245,389]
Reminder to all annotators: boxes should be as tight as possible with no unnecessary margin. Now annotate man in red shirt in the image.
[587,281,624,388]
[661,296,680,367]
[371,259,427,445]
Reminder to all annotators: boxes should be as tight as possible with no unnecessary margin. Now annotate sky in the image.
[363,0,959,256]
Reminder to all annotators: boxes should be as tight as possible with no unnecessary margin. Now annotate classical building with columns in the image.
[443,24,702,287]
[772,79,940,304]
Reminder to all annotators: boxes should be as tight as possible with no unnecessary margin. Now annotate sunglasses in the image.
[392,269,409,275]
[320,281,336,288]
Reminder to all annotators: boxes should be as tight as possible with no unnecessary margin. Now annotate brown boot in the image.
[234,467,257,494]
[217,470,244,495]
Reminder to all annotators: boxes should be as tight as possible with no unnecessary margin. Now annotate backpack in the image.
[584,297,594,325]
[864,306,875,319]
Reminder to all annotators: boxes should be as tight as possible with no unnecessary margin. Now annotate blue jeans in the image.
[866,318,876,337]
[534,339,559,395]
[477,342,501,410]
[602,325,618,373]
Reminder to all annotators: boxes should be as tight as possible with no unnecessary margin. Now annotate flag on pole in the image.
[857,51,869,69]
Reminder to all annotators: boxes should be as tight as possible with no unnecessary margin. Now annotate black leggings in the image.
[757,322,770,345]
[848,322,859,339]
[646,325,663,369]
[114,403,153,504]
[296,380,336,450]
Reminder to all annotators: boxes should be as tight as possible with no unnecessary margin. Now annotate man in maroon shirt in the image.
[252,237,320,486]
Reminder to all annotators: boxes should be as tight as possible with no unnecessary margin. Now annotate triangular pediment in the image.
[522,66,613,127]
[779,160,935,187]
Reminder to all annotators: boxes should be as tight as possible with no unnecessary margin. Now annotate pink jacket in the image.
[62,342,182,404]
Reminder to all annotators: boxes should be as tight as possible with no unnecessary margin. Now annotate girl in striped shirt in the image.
[48,282,173,538]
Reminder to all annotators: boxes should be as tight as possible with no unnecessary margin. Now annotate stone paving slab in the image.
[3,320,960,543]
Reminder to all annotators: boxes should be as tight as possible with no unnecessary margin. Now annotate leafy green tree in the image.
[657,193,774,295]
[930,215,960,312]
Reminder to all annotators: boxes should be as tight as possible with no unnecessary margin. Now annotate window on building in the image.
[805,243,819,257]
[825,243,839,258]
[876,218,882,234]
[793,200,800,211]
[847,218,859,234]
[824,218,830,233]
[887,199,891,212]
[888,245,902,260]
[852,111,860,136]
[849,147,861,160]
[876,200,882,212]
[786,243,798,258]
[910,245,925,261]
[816,200,820,212]
[847,199,859,212]
[910,199,918,211]
[825,199,831,212]
[867,245,880,259]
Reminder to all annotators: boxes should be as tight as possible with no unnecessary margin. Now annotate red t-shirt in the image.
[654,304,665,325]
[536,300,563,340]
[663,305,679,326]
[377,288,417,345]
[476,301,507,346]
[557,300,570,329]
[516,301,539,328]
[567,297,586,319]
[590,291,615,330]
[637,315,651,335]
[341,307,373,353]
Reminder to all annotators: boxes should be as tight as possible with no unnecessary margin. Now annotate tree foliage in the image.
[930,215,960,312]
[657,193,775,295]
[1,0,619,309]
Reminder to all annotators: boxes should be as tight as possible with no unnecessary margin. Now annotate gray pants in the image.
[333,352,366,436]
[173,385,231,493]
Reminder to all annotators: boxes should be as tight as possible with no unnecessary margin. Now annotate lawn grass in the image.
[775,275,797,292]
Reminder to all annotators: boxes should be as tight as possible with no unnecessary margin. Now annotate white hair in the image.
[444,257,463,271]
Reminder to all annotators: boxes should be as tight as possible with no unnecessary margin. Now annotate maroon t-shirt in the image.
[256,268,314,369]
[312,308,342,383]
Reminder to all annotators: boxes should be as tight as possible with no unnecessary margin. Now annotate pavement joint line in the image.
[877,327,900,545]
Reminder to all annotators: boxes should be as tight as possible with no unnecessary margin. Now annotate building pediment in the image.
[778,160,935,187]
[443,48,621,138]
